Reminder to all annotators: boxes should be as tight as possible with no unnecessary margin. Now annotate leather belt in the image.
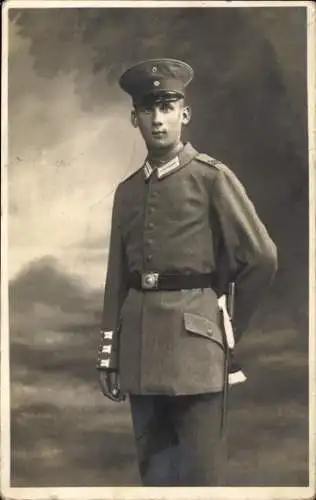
[128,271,215,291]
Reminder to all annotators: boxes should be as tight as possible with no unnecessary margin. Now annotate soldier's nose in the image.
[152,107,163,125]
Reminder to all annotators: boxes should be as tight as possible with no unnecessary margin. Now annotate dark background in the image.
[8,6,309,486]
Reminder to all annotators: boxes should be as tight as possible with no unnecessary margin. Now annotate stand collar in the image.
[143,142,198,180]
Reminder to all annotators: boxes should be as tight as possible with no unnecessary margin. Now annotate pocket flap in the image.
[184,312,224,347]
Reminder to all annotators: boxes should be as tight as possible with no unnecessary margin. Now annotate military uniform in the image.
[97,59,278,486]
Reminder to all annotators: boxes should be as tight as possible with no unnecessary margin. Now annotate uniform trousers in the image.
[129,391,226,486]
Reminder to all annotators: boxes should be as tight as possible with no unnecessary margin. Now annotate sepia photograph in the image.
[1,1,315,499]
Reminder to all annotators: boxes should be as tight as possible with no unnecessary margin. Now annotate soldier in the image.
[96,58,277,486]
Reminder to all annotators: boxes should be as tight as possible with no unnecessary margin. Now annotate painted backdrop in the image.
[8,6,309,486]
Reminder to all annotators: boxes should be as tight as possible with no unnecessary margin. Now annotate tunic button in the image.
[147,239,153,245]
[148,222,154,229]
[146,255,153,262]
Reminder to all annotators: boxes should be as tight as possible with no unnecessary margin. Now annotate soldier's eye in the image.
[160,102,172,112]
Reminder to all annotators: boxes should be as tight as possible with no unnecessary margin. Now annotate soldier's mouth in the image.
[152,130,166,138]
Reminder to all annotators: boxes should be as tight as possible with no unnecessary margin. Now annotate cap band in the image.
[134,90,184,107]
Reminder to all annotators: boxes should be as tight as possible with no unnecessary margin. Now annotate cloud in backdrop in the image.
[8,20,146,287]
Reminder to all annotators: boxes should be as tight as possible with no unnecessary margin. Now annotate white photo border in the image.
[1,1,315,499]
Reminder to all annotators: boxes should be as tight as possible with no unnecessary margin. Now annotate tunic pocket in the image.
[183,312,225,350]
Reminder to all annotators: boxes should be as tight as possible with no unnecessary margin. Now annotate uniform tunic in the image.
[101,142,277,395]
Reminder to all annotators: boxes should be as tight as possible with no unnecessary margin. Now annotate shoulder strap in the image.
[195,153,226,171]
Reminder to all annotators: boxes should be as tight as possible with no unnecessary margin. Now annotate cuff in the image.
[96,330,119,370]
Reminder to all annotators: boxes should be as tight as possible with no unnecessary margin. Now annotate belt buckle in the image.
[142,272,159,290]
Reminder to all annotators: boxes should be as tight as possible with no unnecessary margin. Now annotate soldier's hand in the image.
[99,370,126,403]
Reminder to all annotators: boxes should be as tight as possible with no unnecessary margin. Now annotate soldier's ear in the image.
[131,109,138,128]
[182,105,191,126]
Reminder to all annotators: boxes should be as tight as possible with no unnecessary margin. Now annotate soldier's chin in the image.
[150,134,170,147]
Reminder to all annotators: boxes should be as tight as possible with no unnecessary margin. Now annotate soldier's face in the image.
[132,99,191,151]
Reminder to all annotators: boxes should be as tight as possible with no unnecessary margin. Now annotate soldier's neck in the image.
[147,141,184,167]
